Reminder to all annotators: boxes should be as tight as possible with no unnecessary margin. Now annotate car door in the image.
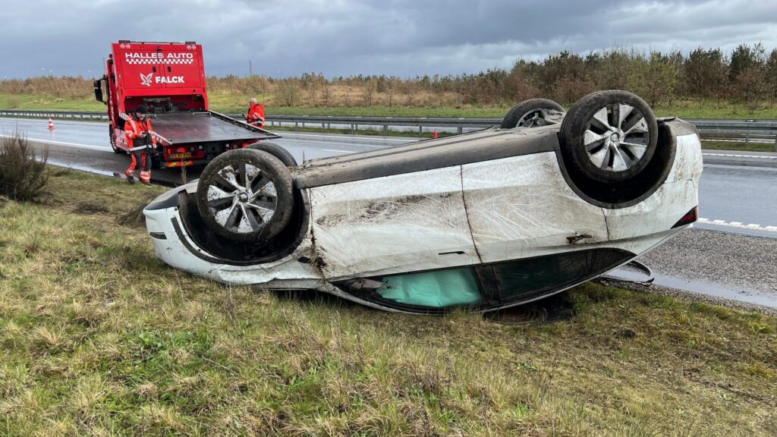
[461,152,609,263]
[310,166,480,281]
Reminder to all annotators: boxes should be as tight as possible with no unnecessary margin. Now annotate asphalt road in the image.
[3,116,775,239]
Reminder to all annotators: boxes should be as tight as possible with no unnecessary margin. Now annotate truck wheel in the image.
[500,99,564,129]
[559,90,658,184]
[246,141,298,167]
[110,127,122,154]
[196,149,295,244]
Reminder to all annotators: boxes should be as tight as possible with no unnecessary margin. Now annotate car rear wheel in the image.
[559,90,658,184]
[500,98,565,129]
[196,149,295,244]
[246,141,298,167]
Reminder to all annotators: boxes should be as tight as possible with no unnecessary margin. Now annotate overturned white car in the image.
[143,91,703,314]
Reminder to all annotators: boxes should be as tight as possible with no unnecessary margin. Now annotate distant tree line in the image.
[2,44,776,109]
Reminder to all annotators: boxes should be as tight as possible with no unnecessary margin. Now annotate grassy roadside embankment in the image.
[1,169,776,436]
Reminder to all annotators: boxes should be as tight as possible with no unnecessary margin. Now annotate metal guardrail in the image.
[1,109,776,147]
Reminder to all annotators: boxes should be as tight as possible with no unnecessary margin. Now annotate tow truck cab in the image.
[94,41,276,168]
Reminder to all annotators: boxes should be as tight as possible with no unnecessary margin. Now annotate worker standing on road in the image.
[246,98,266,128]
[124,105,156,184]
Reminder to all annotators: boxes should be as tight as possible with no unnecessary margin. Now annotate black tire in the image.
[246,141,298,167]
[196,149,295,244]
[500,98,564,129]
[559,90,658,184]
[110,127,122,154]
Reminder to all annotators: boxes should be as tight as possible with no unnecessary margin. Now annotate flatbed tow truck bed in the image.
[152,111,278,146]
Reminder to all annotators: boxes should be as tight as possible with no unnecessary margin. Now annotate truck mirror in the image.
[93,79,105,105]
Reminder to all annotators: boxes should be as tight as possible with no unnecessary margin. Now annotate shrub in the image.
[0,133,49,201]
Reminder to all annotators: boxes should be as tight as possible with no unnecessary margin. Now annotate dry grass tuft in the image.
[0,133,49,201]
[116,191,159,227]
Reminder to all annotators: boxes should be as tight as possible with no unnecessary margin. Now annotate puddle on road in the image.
[606,267,777,309]
[47,159,180,187]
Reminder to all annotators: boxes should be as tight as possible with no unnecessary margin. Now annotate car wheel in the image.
[500,98,565,129]
[246,141,298,167]
[196,149,295,244]
[559,90,658,184]
[110,127,122,154]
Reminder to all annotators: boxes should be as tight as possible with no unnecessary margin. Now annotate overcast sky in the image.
[1,0,776,79]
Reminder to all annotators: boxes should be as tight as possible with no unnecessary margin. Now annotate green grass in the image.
[1,169,776,436]
[4,92,777,120]
[0,94,103,112]
[701,141,776,152]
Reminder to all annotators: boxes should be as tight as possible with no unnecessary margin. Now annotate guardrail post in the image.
[383,124,388,135]
[457,126,463,134]
[774,135,777,152]
[745,133,750,146]
[351,123,355,134]
[418,126,423,134]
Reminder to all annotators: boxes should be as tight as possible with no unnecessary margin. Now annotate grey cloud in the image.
[1,0,775,79]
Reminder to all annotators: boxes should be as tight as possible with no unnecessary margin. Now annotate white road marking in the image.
[702,153,777,160]
[697,218,777,233]
[322,149,353,154]
[283,131,409,143]
[702,138,774,144]
[0,134,110,152]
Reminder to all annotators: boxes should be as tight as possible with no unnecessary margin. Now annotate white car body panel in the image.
[310,166,479,280]
[462,152,608,262]
[603,134,702,241]
[145,208,324,287]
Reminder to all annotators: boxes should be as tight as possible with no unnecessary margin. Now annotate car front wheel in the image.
[195,149,295,244]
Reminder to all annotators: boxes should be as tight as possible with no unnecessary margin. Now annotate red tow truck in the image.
[93,40,278,168]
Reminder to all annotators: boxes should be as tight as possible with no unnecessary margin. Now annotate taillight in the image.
[672,207,698,228]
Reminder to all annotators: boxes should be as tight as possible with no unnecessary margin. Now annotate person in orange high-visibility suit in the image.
[124,105,156,184]
[246,98,265,128]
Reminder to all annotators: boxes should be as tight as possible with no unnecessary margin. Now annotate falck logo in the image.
[140,73,153,87]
